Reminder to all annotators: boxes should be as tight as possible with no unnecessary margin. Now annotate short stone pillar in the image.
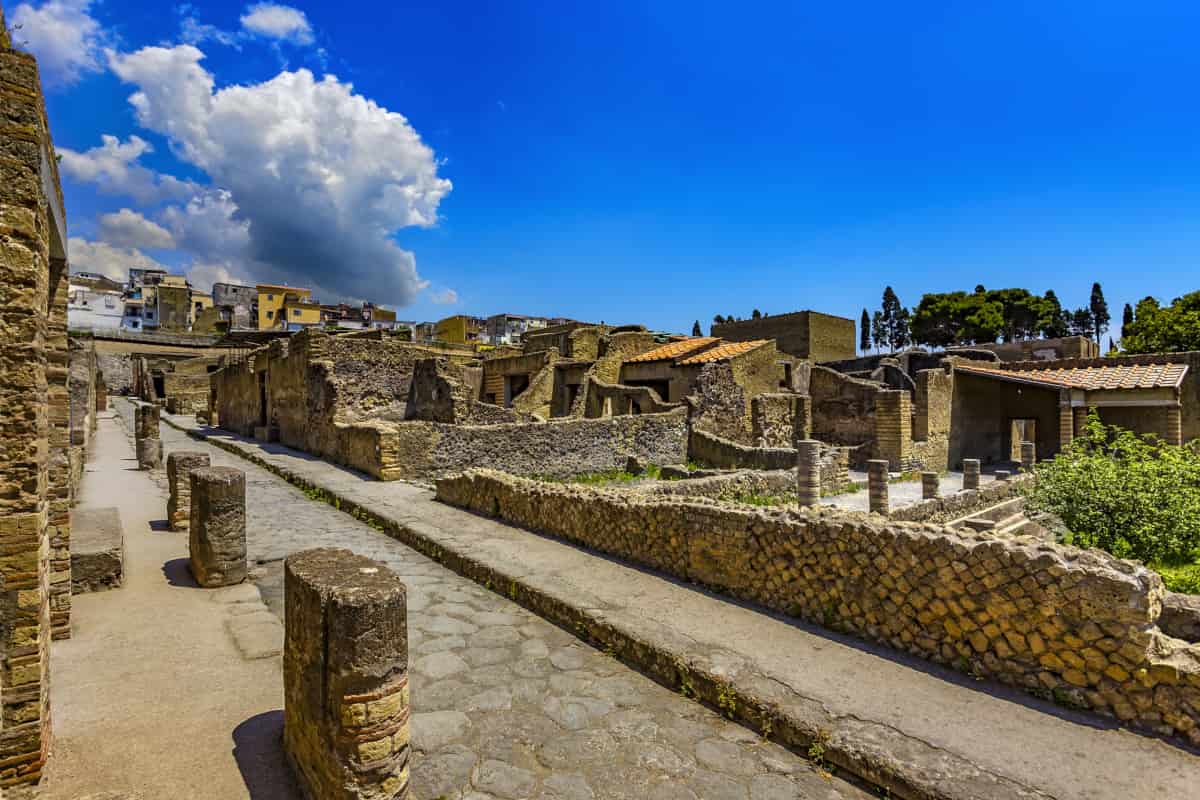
[1166,404,1183,447]
[867,459,889,516]
[962,459,981,490]
[188,466,247,587]
[134,402,159,441]
[285,548,410,800]
[921,471,940,500]
[136,436,162,470]
[995,469,1011,482]
[1019,441,1036,472]
[795,440,822,509]
[167,451,211,531]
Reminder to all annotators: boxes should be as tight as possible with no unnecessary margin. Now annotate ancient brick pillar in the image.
[188,467,247,587]
[962,458,981,490]
[1058,403,1073,450]
[795,440,821,509]
[0,22,65,789]
[284,548,410,800]
[1072,406,1089,439]
[873,390,912,470]
[1020,441,1036,472]
[167,451,210,532]
[867,459,889,515]
[921,471,939,499]
[1165,404,1182,447]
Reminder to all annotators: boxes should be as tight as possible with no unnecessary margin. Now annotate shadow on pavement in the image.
[149,519,171,532]
[161,557,199,588]
[233,710,301,800]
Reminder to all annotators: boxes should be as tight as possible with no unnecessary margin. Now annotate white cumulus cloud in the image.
[10,0,105,87]
[107,44,453,306]
[98,208,175,250]
[67,237,167,281]
[239,3,313,45]
[58,134,198,204]
[428,288,459,305]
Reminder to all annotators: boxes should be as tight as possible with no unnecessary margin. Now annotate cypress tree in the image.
[1090,283,1110,343]
[860,308,871,352]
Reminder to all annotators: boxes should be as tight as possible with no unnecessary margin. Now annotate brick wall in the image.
[712,311,855,363]
[437,470,1200,746]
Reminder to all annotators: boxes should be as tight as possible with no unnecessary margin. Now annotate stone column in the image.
[921,471,940,499]
[795,440,821,509]
[1058,406,1072,451]
[1165,404,1182,447]
[995,469,1011,482]
[284,548,410,800]
[167,451,211,532]
[135,402,162,469]
[1072,406,1089,439]
[867,459,889,516]
[1020,441,1036,472]
[962,459,980,490]
[188,467,247,587]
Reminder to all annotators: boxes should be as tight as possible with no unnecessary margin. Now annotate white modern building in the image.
[67,275,125,331]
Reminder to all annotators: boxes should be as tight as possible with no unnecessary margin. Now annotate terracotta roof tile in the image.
[677,340,770,365]
[625,337,718,364]
[955,361,1188,391]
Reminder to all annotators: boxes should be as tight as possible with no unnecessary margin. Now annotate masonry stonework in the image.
[188,467,247,587]
[438,470,1200,745]
[284,548,410,800]
[167,451,210,532]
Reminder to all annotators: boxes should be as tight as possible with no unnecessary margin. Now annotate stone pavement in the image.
[110,400,870,800]
[823,469,996,513]
[159,404,1200,800]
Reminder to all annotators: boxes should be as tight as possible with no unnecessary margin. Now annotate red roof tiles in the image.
[955,361,1188,391]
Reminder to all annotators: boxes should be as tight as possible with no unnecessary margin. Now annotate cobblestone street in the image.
[121,400,871,799]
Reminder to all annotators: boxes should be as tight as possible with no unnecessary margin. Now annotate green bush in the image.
[1023,413,1200,566]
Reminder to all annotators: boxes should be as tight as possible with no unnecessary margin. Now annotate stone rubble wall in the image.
[689,429,849,494]
[890,474,1033,523]
[636,469,796,500]
[436,470,1200,745]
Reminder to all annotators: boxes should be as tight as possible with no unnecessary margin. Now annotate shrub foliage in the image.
[1024,413,1200,565]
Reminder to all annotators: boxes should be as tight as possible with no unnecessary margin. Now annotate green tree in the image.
[1041,290,1070,338]
[1024,413,1200,567]
[692,320,702,336]
[910,292,966,348]
[860,308,870,352]
[1090,282,1110,343]
[1122,291,1200,354]
[879,286,911,352]
[1069,308,1094,338]
[712,314,725,326]
[751,309,762,320]
[870,311,886,354]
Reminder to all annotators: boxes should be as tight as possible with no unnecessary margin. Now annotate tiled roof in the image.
[625,337,718,364]
[955,361,1188,391]
[677,339,770,365]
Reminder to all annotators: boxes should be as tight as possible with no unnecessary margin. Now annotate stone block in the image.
[284,548,410,800]
[188,467,247,588]
[70,507,124,593]
[134,402,159,441]
[167,451,210,532]
[136,437,162,470]
[921,471,940,500]
[962,458,981,490]
[867,459,889,516]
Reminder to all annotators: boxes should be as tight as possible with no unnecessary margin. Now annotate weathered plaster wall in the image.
[712,310,856,363]
[949,371,1061,467]
[437,470,1200,746]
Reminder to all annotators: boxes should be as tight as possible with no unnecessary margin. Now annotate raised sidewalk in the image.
[163,411,1200,800]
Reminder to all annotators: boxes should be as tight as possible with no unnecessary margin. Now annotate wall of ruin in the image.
[810,365,878,460]
[378,408,688,481]
[712,310,856,363]
[581,378,680,418]
[0,27,66,788]
[211,353,263,437]
[689,430,848,493]
[437,470,1200,745]
[405,357,529,425]
[889,474,1032,523]
[949,370,1062,467]
[750,393,811,447]
[638,469,796,499]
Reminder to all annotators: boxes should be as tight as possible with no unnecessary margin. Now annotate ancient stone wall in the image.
[949,370,1061,467]
[437,470,1200,745]
[405,357,528,425]
[688,362,751,443]
[750,393,807,447]
[580,378,680,418]
[810,365,878,458]
[636,469,796,499]
[889,474,1032,523]
[690,430,847,492]
[712,310,856,363]
[95,352,131,394]
[376,409,688,481]
[0,27,68,789]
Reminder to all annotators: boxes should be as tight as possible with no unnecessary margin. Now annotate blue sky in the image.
[14,1,1200,336]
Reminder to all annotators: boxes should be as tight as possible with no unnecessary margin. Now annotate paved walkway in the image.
[161,407,1200,800]
[40,410,297,799]
[823,469,996,513]
[96,400,868,800]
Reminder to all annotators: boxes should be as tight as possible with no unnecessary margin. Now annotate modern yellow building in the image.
[434,314,484,345]
[257,284,316,330]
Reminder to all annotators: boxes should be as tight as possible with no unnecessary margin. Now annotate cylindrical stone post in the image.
[136,436,162,470]
[921,471,940,500]
[284,548,410,800]
[795,440,822,509]
[188,466,247,587]
[167,451,210,531]
[867,459,889,516]
[1019,441,1036,472]
[134,402,160,441]
[962,459,981,490]
[995,469,1011,482]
